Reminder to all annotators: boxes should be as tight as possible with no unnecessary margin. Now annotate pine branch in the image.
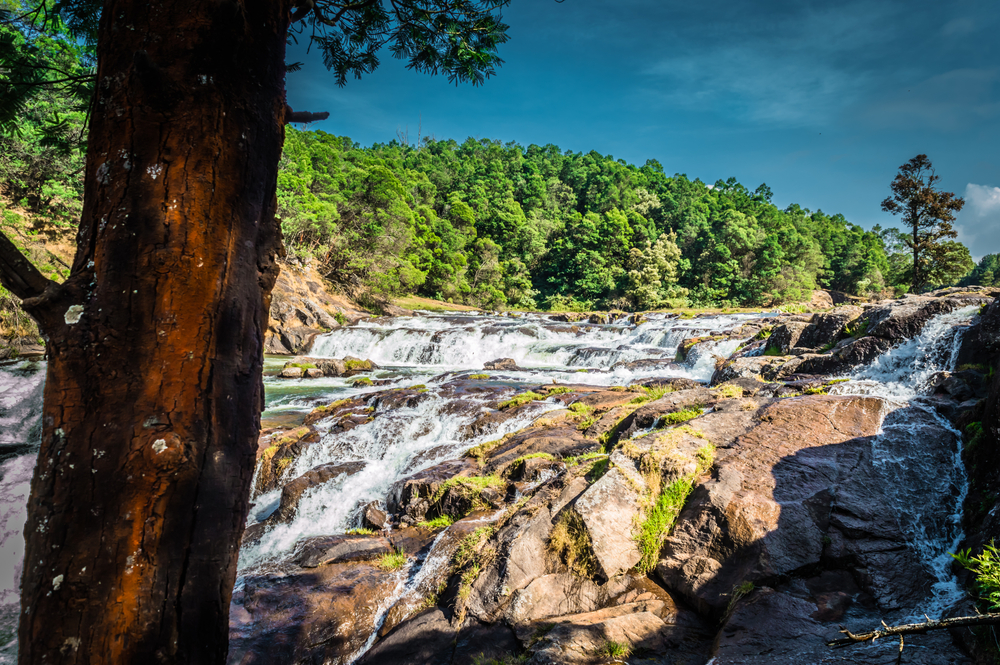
[828,612,1000,647]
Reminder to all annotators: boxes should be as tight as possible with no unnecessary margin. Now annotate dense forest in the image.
[0,12,988,316]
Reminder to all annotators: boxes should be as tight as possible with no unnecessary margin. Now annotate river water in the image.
[0,306,983,661]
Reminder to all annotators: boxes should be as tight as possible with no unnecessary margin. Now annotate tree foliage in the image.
[880,154,966,293]
[275,130,913,309]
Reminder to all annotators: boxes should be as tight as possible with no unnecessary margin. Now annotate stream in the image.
[0,306,983,662]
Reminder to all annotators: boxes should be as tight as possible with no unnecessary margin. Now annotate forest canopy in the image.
[275,128,962,310]
[1,11,986,313]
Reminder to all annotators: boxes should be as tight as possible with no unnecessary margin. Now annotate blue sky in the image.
[285,0,1000,261]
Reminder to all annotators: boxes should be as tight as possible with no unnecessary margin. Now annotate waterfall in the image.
[831,305,979,619]
[0,360,46,662]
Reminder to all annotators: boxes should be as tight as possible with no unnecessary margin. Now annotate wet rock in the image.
[525,601,698,665]
[279,366,303,379]
[655,395,942,620]
[587,312,610,325]
[794,335,893,375]
[387,458,480,522]
[484,357,521,371]
[294,535,394,568]
[629,313,647,326]
[356,608,455,665]
[229,563,400,665]
[865,294,989,341]
[549,312,587,323]
[362,502,388,531]
[766,322,810,354]
[271,461,367,523]
[611,358,685,373]
[711,357,785,385]
[796,305,863,348]
[617,387,716,440]
[254,426,321,496]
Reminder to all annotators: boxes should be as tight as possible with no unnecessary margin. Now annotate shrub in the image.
[952,541,1000,611]
[334,311,348,325]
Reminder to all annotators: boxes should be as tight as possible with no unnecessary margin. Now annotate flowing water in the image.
[830,305,980,619]
[0,306,985,661]
[0,360,46,663]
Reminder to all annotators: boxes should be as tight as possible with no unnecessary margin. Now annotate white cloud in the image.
[955,183,1000,261]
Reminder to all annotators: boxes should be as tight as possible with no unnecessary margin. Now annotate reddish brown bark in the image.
[16,0,289,662]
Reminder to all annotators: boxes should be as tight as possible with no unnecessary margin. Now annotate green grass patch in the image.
[453,525,496,568]
[958,363,989,373]
[564,452,607,467]
[825,378,850,384]
[585,456,610,482]
[595,640,632,660]
[845,318,870,337]
[375,548,408,571]
[345,527,375,536]
[352,377,373,387]
[628,384,676,404]
[568,401,593,414]
[334,311,348,326]
[634,443,714,574]
[430,474,505,505]
[661,408,701,425]
[547,386,573,395]
[803,386,828,395]
[549,509,598,577]
[498,391,546,410]
[712,384,743,399]
[762,346,783,356]
[608,385,626,391]
[468,373,490,380]
[285,362,317,370]
[418,515,456,530]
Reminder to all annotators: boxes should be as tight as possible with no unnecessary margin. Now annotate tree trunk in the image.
[17,0,289,662]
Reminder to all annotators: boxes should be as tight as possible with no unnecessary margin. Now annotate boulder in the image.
[294,535,394,568]
[229,563,400,665]
[279,366,303,379]
[809,290,834,309]
[484,357,521,371]
[655,395,961,627]
[387,458,479,522]
[361,501,388,531]
[766,322,810,354]
[865,294,989,341]
[355,608,455,665]
[305,367,324,378]
[795,305,863,349]
[573,468,644,579]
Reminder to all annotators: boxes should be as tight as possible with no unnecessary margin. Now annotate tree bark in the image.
[17,0,289,662]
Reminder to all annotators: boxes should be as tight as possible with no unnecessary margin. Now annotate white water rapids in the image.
[0,305,985,661]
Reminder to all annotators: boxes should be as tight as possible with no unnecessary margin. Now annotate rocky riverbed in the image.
[1,288,999,664]
[224,287,1000,665]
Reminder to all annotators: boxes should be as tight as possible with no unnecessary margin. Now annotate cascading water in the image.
[0,304,985,663]
[831,305,980,619]
[0,360,46,663]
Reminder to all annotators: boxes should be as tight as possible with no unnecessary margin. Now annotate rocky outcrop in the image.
[265,259,368,355]
[277,356,379,379]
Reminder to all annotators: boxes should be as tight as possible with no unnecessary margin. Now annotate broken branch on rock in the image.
[827,612,1000,647]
